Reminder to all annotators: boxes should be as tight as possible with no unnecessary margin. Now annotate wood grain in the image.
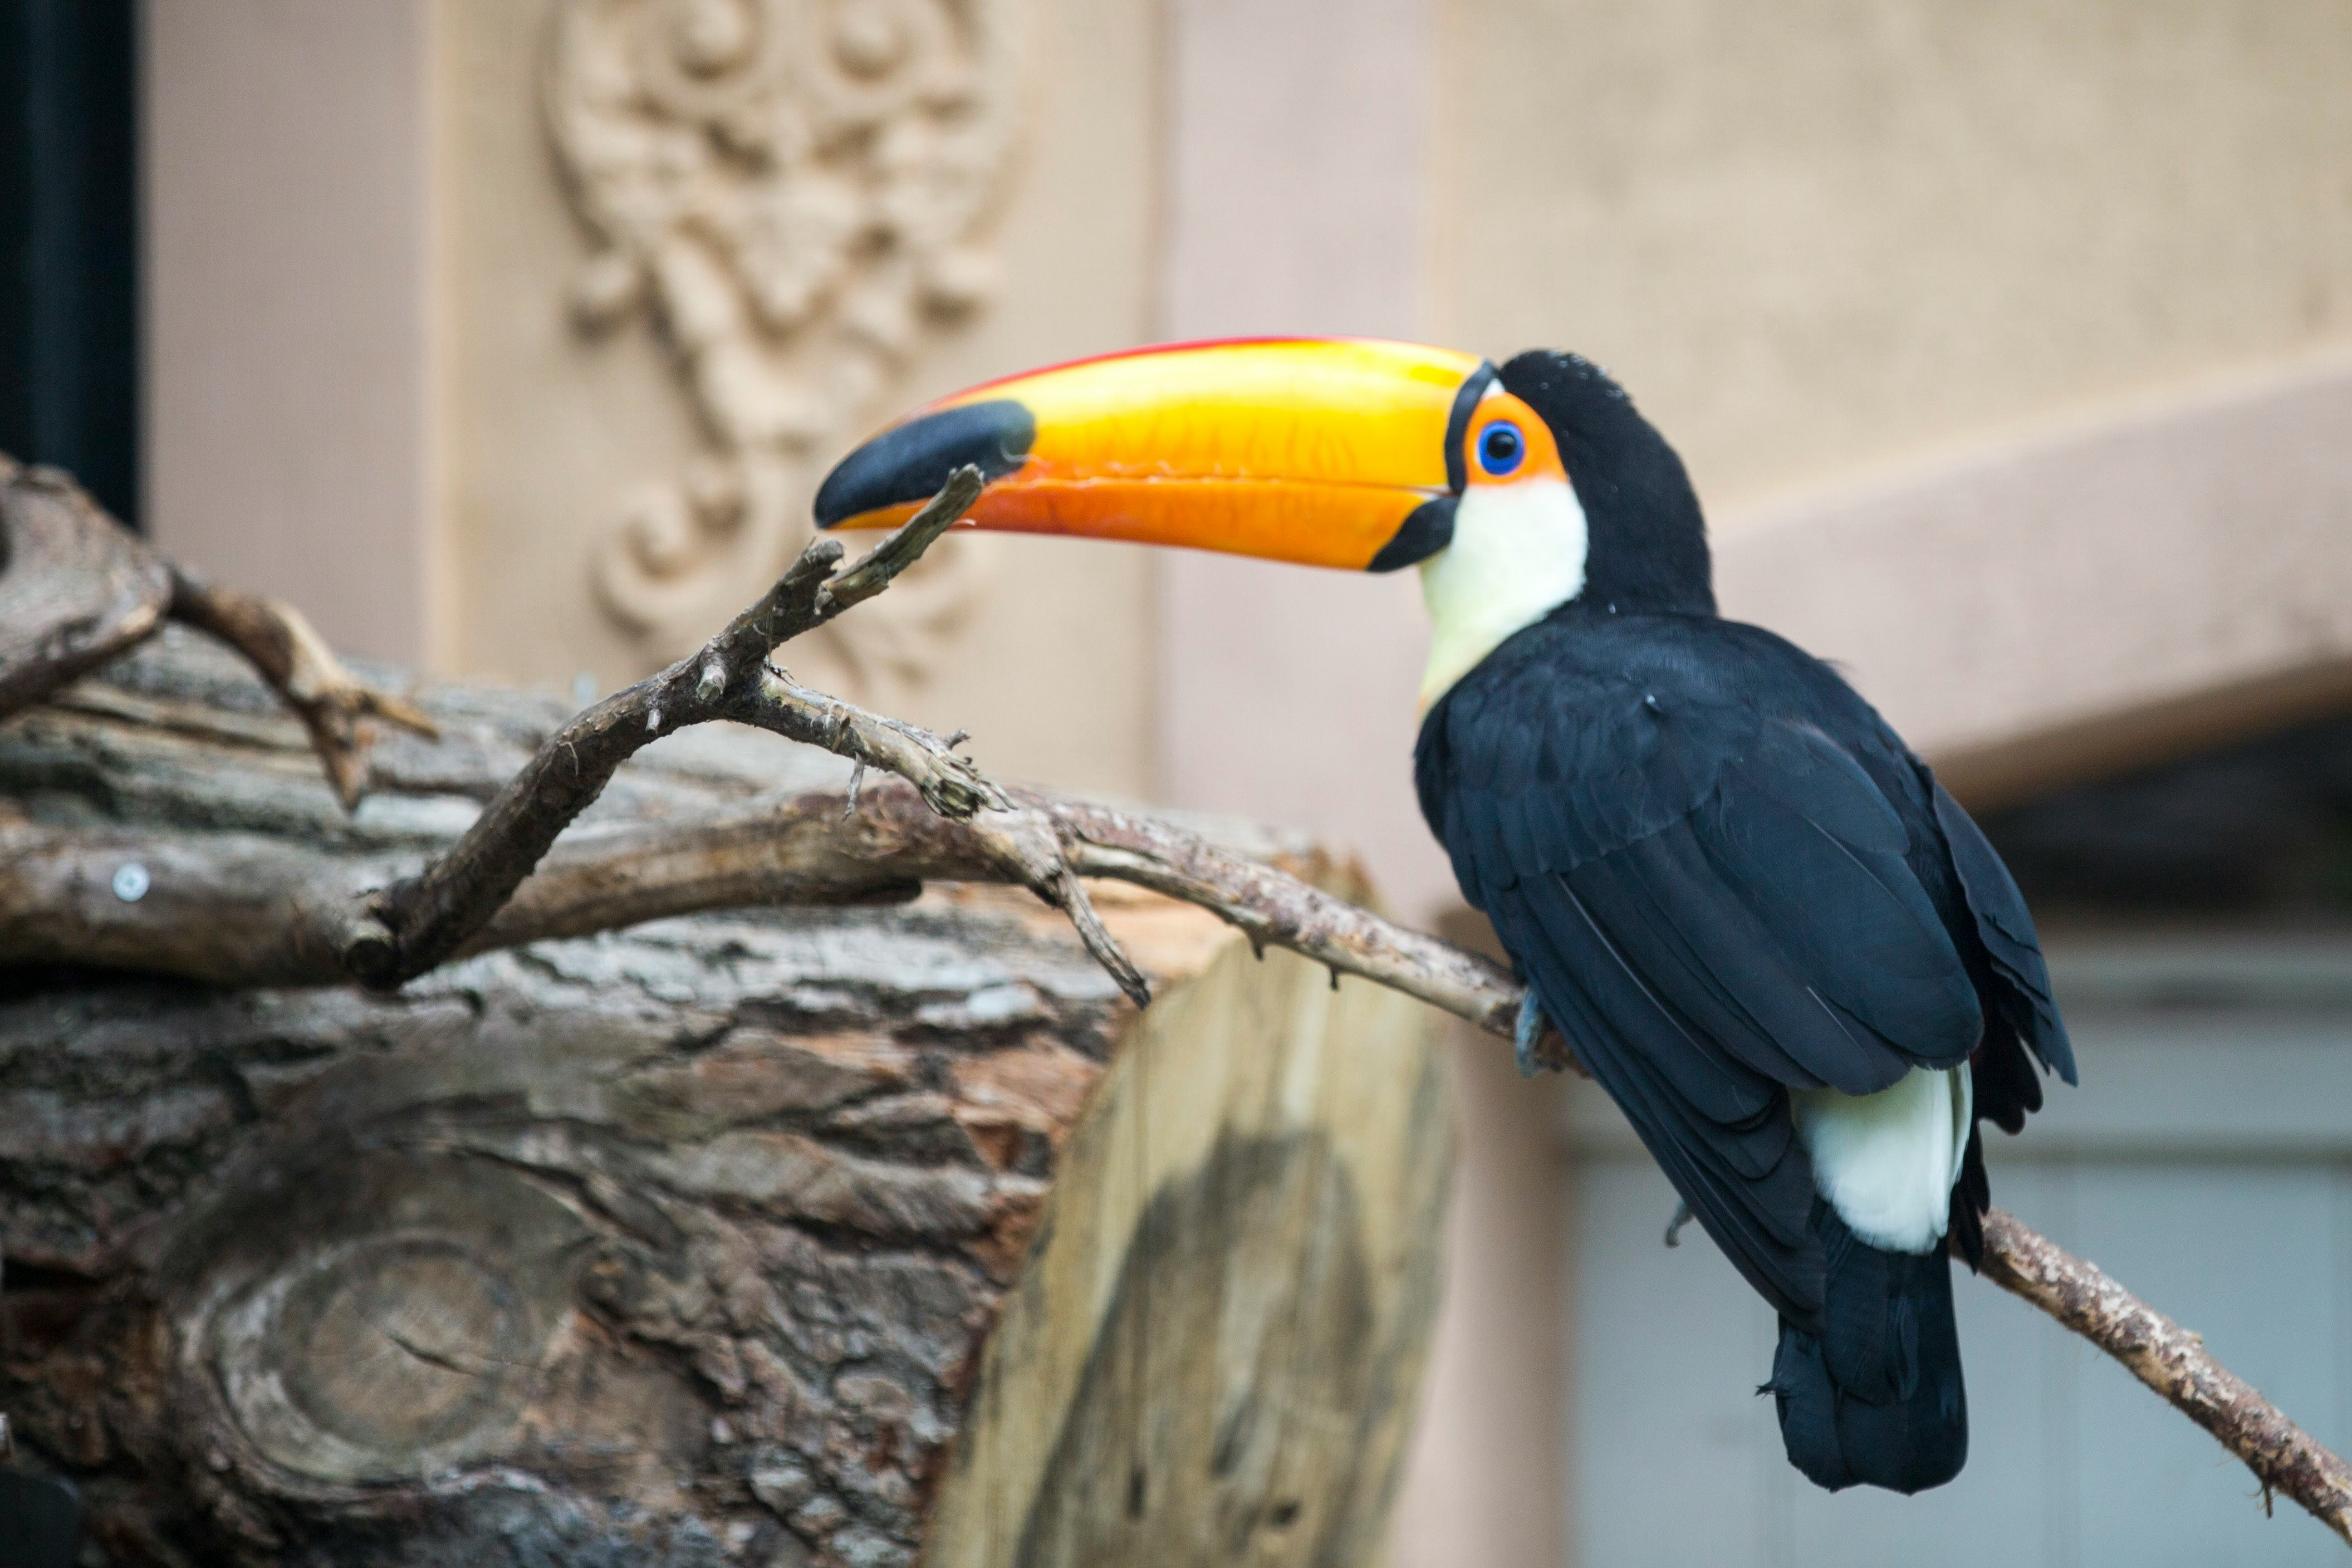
[927,874,1453,1566]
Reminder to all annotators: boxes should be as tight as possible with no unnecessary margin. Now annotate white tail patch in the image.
[1791,1065,1973,1255]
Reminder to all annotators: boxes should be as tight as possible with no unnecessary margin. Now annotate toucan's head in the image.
[814,339,1712,704]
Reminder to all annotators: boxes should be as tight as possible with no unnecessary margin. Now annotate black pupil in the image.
[1484,427,1521,464]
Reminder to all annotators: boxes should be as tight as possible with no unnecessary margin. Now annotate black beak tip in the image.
[814,399,1037,529]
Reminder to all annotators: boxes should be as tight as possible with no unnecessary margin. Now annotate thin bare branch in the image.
[165,567,439,810]
[1969,1208,2352,1543]
[345,468,1002,987]
[746,663,1006,820]
[1032,792,1530,1046]
[820,464,984,611]
[1041,864,1154,1007]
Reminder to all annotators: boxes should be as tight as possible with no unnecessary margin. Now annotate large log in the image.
[0,631,1452,1566]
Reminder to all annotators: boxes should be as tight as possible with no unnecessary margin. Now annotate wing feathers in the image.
[1419,610,2071,1336]
[1697,783,1979,1067]
[1932,781,2076,1085]
[1500,884,1821,1320]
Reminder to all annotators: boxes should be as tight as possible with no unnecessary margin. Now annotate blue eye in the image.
[1477,421,1525,477]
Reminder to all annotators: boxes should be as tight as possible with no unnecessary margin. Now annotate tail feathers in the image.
[1766,1203,1967,1493]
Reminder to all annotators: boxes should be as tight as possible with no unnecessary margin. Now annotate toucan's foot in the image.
[1515,990,1551,1079]
[1664,1201,1694,1248]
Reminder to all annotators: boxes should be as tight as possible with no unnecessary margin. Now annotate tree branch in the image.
[0,776,1500,1018]
[1969,1208,2352,1543]
[0,457,437,811]
[344,466,1017,988]
[1035,792,1523,1038]
[164,566,439,810]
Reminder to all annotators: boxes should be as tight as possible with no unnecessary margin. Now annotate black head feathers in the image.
[1500,350,1714,617]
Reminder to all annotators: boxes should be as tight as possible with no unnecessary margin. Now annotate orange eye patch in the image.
[1462,393,1565,488]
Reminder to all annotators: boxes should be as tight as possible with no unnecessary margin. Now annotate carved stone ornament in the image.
[546,0,1022,686]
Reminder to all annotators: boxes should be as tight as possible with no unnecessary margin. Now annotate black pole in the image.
[0,0,139,528]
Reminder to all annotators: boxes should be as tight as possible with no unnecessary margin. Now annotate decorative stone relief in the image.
[545,0,1023,685]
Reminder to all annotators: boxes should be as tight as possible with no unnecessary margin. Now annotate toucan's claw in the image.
[1515,989,1551,1079]
[1664,1201,1694,1248]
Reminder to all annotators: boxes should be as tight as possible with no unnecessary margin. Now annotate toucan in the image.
[814,338,2077,1494]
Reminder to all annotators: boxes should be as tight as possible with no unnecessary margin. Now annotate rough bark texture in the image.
[0,632,1452,1567]
[0,461,170,717]
[1973,1208,2352,1545]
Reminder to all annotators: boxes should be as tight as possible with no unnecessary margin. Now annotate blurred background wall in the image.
[9,0,2352,1561]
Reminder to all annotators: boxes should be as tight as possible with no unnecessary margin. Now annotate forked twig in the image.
[0,457,435,808]
[339,465,1103,990]
[166,567,439,810]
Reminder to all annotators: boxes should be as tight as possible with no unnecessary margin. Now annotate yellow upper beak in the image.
[814,337,1494,572]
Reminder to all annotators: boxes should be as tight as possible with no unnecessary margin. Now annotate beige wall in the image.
[145,0,2352,815]
[144,0,1163,797]
[1434,0,2352,517]
[144,0,434,665]
[138,0,2352,802]
[1722,351,2352,805]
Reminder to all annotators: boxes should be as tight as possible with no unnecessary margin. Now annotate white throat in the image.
[1418,477,1589,707]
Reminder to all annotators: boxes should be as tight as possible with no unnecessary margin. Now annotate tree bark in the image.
[0,631,1452,1567]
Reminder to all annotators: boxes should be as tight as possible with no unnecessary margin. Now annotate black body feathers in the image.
[1415,605,2072,1491]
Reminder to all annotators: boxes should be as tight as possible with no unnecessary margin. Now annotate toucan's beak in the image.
[814,338,1496,572]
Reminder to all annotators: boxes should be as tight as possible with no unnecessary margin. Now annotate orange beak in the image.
[814,337,1497,572]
